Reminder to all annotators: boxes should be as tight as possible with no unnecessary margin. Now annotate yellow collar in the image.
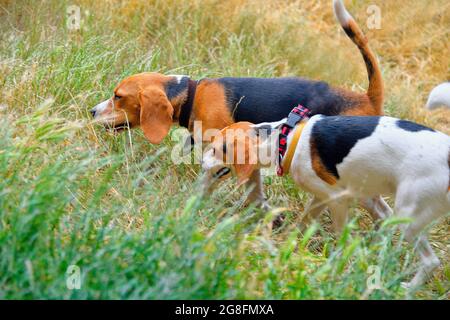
[281,122,306,175]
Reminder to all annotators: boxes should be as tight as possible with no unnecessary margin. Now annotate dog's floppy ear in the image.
[139,86,173,144]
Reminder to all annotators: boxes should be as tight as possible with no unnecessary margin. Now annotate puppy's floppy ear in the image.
[139,86,173,144]
[232,133,258,186]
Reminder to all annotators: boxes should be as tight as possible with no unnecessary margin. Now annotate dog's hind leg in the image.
[395,185,443,289]
[328,199,350,235]
[302,196,328,226]
[361,195,393,221]
[402,231,440,290]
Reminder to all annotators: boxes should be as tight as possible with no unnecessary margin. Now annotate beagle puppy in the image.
[90,0,384,206]
[201,115,450,289]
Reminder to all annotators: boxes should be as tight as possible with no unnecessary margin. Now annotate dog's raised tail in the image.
[333,0,384,114]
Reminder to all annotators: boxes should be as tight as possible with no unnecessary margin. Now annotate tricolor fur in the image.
[201,116,450,289]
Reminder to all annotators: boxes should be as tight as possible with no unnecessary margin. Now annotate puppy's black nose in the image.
[89,109,96,117]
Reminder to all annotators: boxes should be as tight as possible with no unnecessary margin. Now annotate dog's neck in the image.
[253,119,287,168]
[166,76,197,128]
[253,117,309,173]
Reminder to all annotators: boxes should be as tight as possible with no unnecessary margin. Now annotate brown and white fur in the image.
[201,116,450,289]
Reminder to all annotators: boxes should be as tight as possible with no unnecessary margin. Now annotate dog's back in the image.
[216,77,349,123]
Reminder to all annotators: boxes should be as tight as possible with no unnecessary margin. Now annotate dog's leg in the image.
[361,195,393,221]
[398,205,441,290]
[328,200,350,235]
[404,235,440,290]
[302,196,327,226]
[395,184,442,290]
[245,168,269,210]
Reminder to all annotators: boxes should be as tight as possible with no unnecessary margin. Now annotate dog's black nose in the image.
[89,109,96,117]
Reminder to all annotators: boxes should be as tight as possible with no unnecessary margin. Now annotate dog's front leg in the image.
[361,195,393,221]
[245,168,269,210]
[302,196,327,226]
[328,200,350,235]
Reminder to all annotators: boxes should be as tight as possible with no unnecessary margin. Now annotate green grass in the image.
[0,0,448,299]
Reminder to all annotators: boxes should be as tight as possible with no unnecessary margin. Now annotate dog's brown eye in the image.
[114,94,121,101]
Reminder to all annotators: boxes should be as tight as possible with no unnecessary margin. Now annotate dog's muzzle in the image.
[90,99,110,119]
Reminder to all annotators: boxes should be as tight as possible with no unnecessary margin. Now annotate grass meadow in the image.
[0,0,449,299]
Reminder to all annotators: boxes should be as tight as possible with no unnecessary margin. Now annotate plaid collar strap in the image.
[277,105,311,176]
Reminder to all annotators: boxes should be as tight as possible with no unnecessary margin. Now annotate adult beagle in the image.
[201,113,450,289]
[91,0,384,205]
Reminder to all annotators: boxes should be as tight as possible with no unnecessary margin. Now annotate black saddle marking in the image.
[396,119,434,133]
[311,116,381,179]
[217,77,352,123]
